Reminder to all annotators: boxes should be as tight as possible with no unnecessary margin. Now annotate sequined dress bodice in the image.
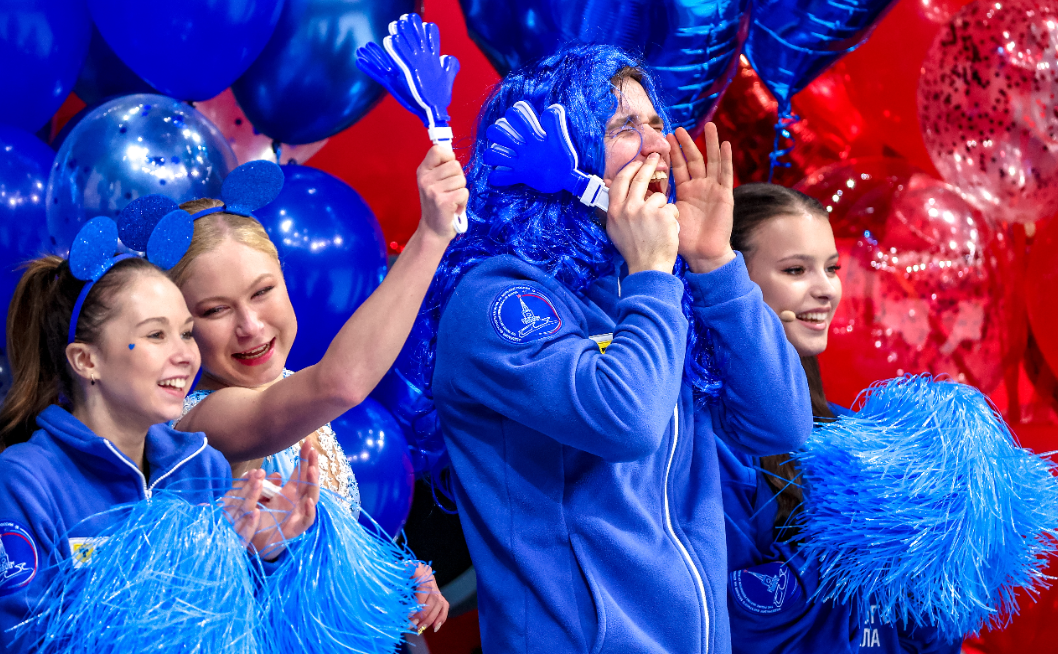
[180,369,359,514]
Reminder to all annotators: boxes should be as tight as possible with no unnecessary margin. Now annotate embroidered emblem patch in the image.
[0,521,38,596]
[729,561,802,615]
[490,285,563,344]
[69,536,109,569]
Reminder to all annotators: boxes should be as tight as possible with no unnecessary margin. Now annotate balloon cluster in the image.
[0,0,414,525]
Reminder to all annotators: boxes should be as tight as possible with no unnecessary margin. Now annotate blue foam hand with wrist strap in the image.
[484,101,609,211]
[356,13,466,234]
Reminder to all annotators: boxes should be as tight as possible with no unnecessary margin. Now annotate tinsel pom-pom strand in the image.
[793,375,1058,639]
[256,490,419,654]
[20,490,260,654]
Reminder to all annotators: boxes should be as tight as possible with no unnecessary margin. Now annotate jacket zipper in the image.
[102,438,209,499]
[663,404,709,651]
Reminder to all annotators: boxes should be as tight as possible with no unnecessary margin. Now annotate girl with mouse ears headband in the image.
[0,201,322,651]
[168,155,455,631]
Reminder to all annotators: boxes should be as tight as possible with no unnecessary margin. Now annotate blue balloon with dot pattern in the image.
[45,94,237,255]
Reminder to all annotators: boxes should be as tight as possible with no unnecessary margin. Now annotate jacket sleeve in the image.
[896,622,962,654]
[435,262,688,462]
[686,253,812,456]
[0,461,63,652]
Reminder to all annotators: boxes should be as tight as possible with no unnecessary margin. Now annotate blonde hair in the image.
[169,198,280,287]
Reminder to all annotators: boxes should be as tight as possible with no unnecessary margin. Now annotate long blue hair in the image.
[390,45,721,482]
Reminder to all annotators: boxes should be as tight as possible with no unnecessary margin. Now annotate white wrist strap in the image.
[579,175,609,211]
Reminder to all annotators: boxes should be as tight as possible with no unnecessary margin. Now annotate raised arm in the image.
[178,146,467,460]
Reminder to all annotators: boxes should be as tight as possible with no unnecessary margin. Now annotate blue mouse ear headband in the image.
[483,101,610,211]
[67,199,195,344]
[187,159,285,222]
[355,13,467,234]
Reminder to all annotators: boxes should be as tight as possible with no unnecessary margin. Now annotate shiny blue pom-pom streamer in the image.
[20,492,261,654]
[257,491,419,653]
[792,375,1058,639]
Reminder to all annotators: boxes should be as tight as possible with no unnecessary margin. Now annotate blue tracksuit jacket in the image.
[433,252,812,653]
[0,404,232,650]
[719,405,962,654]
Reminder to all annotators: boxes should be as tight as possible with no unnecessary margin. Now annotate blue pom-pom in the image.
[69,217,119,281]
[222,160,284,217]
[19,492,260,653]
[146,210,194,270]
[793,375,1058,638]
[117,195,179,252]
[257,492,419,653]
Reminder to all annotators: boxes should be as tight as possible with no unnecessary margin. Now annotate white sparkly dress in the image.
[180,369,360,516]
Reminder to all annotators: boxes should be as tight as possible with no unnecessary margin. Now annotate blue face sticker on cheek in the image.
[729,561,803,615]
[0,521,39,596]
[128,344,135,350]
[489,284,563,344]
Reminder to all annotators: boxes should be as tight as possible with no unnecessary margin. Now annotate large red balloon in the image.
[919,0,1058,224]
[1026,216,1058,376]
[796,158,1008,406]
[712,58,879,187]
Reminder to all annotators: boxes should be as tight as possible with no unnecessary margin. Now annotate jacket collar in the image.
[34,405,208,491]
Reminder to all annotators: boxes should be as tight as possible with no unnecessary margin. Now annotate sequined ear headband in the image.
[67,197,193,344]
[187,160,285,221]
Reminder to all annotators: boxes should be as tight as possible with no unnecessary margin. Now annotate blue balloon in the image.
[459,0,748,133]
[253,165,387,372]
[232,0,417,144]
[0,0,91,131]
[0,126,55,351]
[745,0,898,110]
[46,94,237,255]
[330,398,415,537]
[73,25,157,106]
[87,0,284,101]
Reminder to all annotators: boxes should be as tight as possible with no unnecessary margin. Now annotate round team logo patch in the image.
[0,521,38,596]
[490,284,563,344]
[729,561,802,615]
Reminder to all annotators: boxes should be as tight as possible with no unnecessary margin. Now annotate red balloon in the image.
[713,58,875,187]
[919,0,1058,224]
[1026,216,1058,376]
[796,158,1008,406]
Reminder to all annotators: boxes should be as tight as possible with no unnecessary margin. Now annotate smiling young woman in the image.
[168,147,461,633]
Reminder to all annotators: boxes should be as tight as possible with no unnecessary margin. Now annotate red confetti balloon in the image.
[195,89,328,166]
[796,158,1008,406]
[918,0,1058,224]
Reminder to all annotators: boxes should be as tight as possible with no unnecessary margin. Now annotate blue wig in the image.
[389,44,722,483]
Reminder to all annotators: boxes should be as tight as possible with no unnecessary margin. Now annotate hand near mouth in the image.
[668,123,736,274]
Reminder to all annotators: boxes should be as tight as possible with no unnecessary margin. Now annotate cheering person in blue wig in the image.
[405,45,812,653]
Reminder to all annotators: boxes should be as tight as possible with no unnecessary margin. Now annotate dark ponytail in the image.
[0,255,159,449]
[731,182,833,540]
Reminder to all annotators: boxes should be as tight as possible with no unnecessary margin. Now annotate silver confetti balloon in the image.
[46,94,236,254]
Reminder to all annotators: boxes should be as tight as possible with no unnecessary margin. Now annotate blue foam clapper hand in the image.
[355,41,423,118]
[485,101,607,210]
[381,13,459,129]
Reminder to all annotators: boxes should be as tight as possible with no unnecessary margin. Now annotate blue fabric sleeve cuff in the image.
[620,269,685,305]
[684,252,755,307]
